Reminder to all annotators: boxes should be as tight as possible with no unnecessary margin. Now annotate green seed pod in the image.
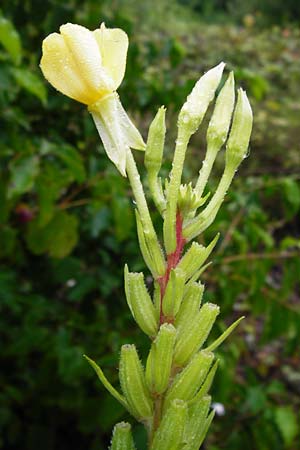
[146,323,176,395]
[119,344,153,421]
[207,71,235,150]
[145,106,166,175]
[124,265,158,338]
[178,62,225,135]
[175,282,204,328]
[183,395,211,450]
[110,422,136,450]
[174,302,220,366]
[226,88,253,169]
[177,234,219,282]
[164,351,214,410]
[162,268,185,318]
[151,399,188,450]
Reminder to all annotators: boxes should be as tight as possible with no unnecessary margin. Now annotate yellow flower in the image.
[40,23,145,176]
[40,22,128,105]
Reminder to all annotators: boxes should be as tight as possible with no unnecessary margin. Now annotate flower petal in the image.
[40,32,91,104]
[60,23,114,98]
[94,23,128,91]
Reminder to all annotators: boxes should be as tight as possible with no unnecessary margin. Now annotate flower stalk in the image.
[41,22,253,450]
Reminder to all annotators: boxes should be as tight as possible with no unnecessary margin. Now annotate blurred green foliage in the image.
[0,1,299,450]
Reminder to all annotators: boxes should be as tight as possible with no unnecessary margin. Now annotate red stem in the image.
[158,212,186,324]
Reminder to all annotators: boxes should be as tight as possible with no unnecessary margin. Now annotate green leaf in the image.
[26,211,78,258]
[275,406,298,446]
[51,145,86,183]
[11,68,47,103]
[281,178,300,214]
[8,154,40,198]
[0,15,22,64]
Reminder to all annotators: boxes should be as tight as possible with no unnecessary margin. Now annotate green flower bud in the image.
[124,265,158,338]
[175,282,204,328]
[119,344,153,421]
[145,106,166,175]
[110,422,136,450]
[164,351,214,410]
[146,323,176,395]
[176,234,219,282]
[177,182,209,216]
[178,62,225,135]
[174,302,220,366]
[162,268,185,319]
[183,395,211,450]
[226,88,253,168]
[207,71,235,150]
[151,399,188,450]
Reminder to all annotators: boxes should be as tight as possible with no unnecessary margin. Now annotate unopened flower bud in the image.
[119,344,153,420]
[124,265,158,337]
[178,62,225,135]
[226,88,253,168]
[164,351,214,410]
[207,71,235,150]
[151,399,188,450]
[177,182,208,216]
[174,302,220,366]
[145,106,166,175]
[110,422,136,450]
[146,323,176,395]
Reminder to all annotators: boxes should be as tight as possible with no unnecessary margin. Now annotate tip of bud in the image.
[226,87,253,168]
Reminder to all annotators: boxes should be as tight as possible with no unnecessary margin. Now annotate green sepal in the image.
[163,351,214,411]
[83,355,131,413]
[162,267,185,319]
[150,399,188,450]
[124,265,158,338]
[146,323,176,395]
[205,316,245,352]
[119,344,153,421]
[177,234,219,281]
[110,422,136,450]
[174,302,220,366]
[175,282,204,328]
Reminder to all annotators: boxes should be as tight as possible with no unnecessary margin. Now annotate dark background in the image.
[0,1,299,449]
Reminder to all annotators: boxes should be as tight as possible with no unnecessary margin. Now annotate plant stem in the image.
[126,150,165,275]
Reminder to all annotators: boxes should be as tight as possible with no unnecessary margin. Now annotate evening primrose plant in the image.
[41,22,252,450]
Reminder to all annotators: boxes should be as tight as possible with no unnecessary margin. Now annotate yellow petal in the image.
[94,23,128,90]
[60,23,114,98]
[40,32,92,104]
